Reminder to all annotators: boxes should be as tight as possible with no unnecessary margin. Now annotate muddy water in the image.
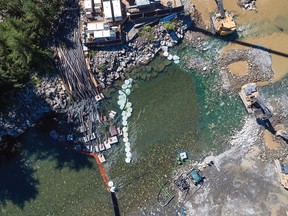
[223,33,288,83]
[228,60,248,76]
[192,0,288,26]
[2,1,288,215]
[263,130,280,150]
[192,0,288,83]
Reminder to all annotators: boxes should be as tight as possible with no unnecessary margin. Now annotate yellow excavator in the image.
[275,125,288,141]
[239,83,272,121]
[211,0,236,35]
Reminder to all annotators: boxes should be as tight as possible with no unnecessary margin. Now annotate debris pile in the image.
[217,48,274,91]
[237,0,257,11]
[91,20,188,88]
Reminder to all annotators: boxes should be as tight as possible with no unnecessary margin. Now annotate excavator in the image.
[211,0,236,35]
[239,83,272,121]
[275,125,288,141]
[239,83,288,143]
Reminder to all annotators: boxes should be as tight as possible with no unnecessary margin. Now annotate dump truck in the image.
[211,0,236,35]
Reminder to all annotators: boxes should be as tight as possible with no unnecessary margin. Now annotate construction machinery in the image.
[211,0,236,35]
[275,125,288,141]
[188,169,204,186]
[239,83,272,121]
[275,159,288,189]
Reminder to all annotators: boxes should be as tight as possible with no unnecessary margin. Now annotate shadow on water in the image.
[190,26,288,58]
[0,156,39,208]
[111,192,121,216]
[0,112,94,208]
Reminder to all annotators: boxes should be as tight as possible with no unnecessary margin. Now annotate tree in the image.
[0,0,65,98]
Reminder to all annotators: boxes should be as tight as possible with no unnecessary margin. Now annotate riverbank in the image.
[0,6,195,152]
[1,0,288,215]
[183,115,288,215]
[0,74,68,139]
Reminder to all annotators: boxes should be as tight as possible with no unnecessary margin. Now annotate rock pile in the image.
[91,20,188,88]
[0,74,69,139]
[0,84,50,138]
[217,48,274,91]
[36,76,69,112]
[237,0,257,11]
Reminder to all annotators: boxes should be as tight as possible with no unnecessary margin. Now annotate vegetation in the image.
[0,0,64,98]
[138,25,154,41]
[97,63,106,73]
[163,22,176,31]
[141,25,152,33]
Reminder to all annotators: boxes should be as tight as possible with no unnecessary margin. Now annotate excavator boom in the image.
[215,0,225,18]
[211,0,236,35]
[254,97,273,121]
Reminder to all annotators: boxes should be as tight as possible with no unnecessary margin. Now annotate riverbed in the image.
[1,0,288,215]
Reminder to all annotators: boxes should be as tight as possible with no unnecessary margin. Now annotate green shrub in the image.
[97,64,106,72]
[163,22,176,31]
[141,25,152,33]
[138,25,155,41]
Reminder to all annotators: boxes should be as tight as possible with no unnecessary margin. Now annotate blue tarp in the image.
[283,164,288,174]
[160,13,177,23]
[169,31,179,42]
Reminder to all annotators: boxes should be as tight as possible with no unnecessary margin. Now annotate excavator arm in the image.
[253,97,272,121]
[276,130,288,140]
[215,0,225,18]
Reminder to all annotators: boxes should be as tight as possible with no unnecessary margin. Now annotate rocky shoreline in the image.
[91,19,189,89]
[0,14,193,148]
[218,48,274,91]
[0,75,67,139]
[0,1,282,166]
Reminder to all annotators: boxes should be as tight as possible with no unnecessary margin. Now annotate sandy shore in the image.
[183,117,288,215]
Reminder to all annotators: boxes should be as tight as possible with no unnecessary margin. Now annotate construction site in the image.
[79,0,184,46]
[37,0,288,215]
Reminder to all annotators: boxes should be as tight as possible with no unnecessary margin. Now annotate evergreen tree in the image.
[0,0,65,97]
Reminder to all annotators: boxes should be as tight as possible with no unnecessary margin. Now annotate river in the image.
[1,0,288,215]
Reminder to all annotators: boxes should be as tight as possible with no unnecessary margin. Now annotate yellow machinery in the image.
[239,83,259,114]
[239,83,272,121]
[211,0,236,35]
[275,125,288,141]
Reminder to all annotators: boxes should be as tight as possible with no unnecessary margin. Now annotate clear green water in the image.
[0,130,112,216]
[0,41,246,215]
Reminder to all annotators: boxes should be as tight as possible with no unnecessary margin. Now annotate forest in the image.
[0,0,64,99]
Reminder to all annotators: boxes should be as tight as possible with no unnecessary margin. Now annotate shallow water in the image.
[1,0,288,215]
[0,55,245,215]
[0,129,112,216]
[104,53,245,214]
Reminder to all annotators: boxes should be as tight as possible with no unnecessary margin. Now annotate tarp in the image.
[189,170,203,184]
